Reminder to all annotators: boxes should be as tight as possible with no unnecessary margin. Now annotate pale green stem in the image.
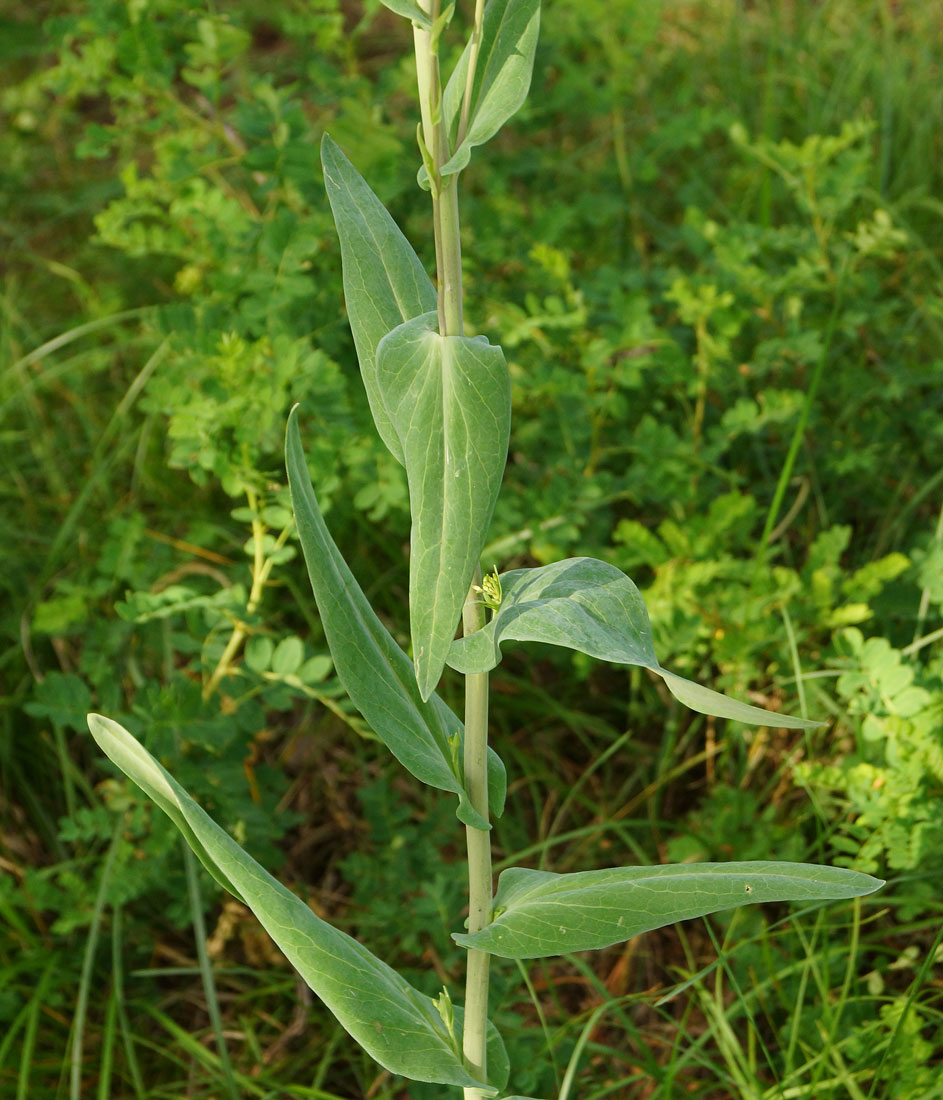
[415,0,464,335]
[414,7,490,1094]
[461,578,492,1097]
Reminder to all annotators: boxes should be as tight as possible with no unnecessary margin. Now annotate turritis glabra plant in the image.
[88,3,883,1096]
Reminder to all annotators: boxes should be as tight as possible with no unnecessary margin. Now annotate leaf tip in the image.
[286,404,304,450]
[415,667,437,703]
[87,711,110,736]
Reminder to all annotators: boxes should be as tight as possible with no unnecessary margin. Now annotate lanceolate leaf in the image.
[447,557,821,729]
[453,862,884,959]
[376,313,510,700]
[321,135,436,464]
[87,714,507,1088]
[286,408,506,826]
[439,0,542,177]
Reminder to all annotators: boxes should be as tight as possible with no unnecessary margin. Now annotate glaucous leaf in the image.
[321,135,436,464]
[287,408,506,826]
[377,0,433,27]
[376,313,510,701]
[439,0,541,177]
[446,557,820,729]
[453,862,884,959]
[87,713,504,1088]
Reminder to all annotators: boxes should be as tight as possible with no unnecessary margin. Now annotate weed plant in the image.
[85,0,882,1093]
[2,1,941,1098]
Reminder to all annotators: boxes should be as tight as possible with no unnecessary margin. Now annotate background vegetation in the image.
[2,0,941,1097]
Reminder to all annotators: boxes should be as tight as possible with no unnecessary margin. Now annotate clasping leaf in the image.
[87,713,507,1088]
[437,0,542,179]
[453,862,884,959]
[286,408,506,827]
[447,557,821,729]
[376,313,510,700]
[377,0,434,28]
[321,135,437,464]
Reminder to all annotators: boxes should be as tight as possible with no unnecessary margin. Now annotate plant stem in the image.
[414,7,491,1093]
[203,488,292,699]
[437,175,464,334]
[415,0,464,335]
[462,578,492,1097]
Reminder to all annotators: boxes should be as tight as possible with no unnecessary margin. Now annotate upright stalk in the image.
[414,3,464,336]
[414,5,491,1094]
[461,579,492,1096]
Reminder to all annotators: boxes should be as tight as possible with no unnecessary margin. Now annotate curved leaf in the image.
[321,135,436,463]
[378,0,433,27]
[376,313,510,700]
[453,862,884,959]
[439,0,542,177]
[287,409,506,825]
[87,713,500,1087]
[446,557,821,729]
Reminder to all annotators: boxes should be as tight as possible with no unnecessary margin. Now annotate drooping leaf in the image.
[87,714,505,1088]
[286,408,506,825]
[377,0,433,27]
[657,669,812,726]
[446,557,820,729]
[439,0,541,177]
[321,135,436,463]
[453,862,884,959]
[376,313,510,701]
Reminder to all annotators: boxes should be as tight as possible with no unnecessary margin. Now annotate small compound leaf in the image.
[24,671,93,733]
[87,714,490,1087]
[440,0,541,176]
[453,862,884,959]
[376,313,510,701]
[321,135,436,463]
[446,557,821,729]
[377,0,433,27]
[287,409,505,823]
